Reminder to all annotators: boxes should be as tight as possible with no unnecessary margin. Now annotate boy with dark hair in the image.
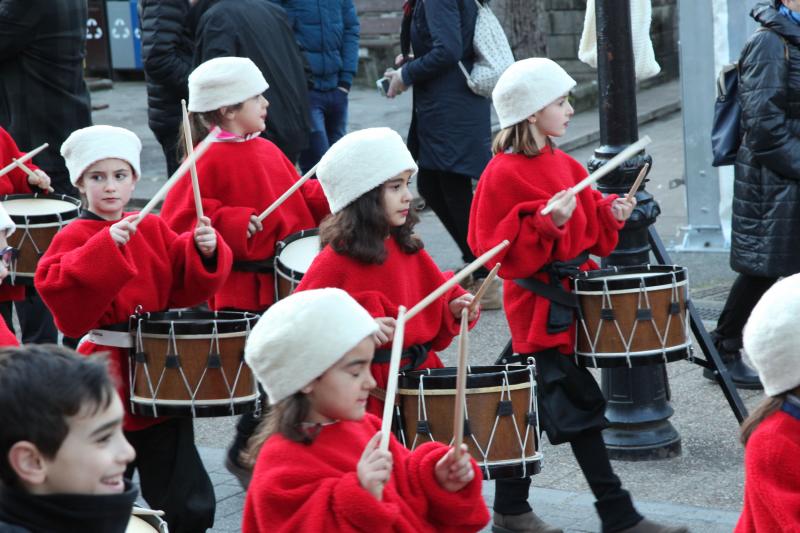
[0,345,137,533]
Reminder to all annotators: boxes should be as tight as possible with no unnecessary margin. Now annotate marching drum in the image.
[274,228,320,300]
[127,508,168,533]
[573,265,691,368]
[1,194,81,283]
[395,365,542,480]
[129,310,260,417]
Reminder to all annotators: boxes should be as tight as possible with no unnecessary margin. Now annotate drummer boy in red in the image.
[295,127,479,416]
[468,59,686,533]
[35,125,233,533]
[241,288,489,532]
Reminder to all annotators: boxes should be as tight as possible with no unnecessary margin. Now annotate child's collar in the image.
[213,129,261,143]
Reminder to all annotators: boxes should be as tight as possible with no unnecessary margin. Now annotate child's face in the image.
[226,94,268,136]
[532,93,574,139]
[382,170,414,227]
[36,394,135,495]
[304,337,377,423]
[77,158,137,221]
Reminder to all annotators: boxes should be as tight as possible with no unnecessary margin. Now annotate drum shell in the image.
[129,311,259,417]
[2,194,81,283]
[274,228,320,301]
[574,265,690,367]
[396,366,541,479]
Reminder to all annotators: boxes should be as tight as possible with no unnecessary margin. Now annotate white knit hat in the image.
[492,58,577,129]
[244,288,379,404]
[188,57,269,113]
[743,274,800,396]
[316,127,418,213]
[60,125,142,185]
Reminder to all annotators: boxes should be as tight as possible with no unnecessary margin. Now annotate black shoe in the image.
[703,334,762,390]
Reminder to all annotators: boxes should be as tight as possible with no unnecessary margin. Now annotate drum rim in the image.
[132,310,259,335]
[1,193,81,223]
[274,227,320,280]
[398,365,534,389]
[129,395,260,417]
[574,264,687,290]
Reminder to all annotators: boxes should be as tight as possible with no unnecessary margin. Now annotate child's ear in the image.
[300,382,314,395]
[8,441,48,486]
[220,106,237,121]
[75,177,86,194]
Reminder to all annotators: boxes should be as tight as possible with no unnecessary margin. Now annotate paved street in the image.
[94,79,757,532]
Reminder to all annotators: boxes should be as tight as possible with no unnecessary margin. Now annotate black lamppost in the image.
[587,0,681,459]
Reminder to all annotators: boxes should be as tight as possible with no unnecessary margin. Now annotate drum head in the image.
[276,229,320,276]
[132,309,259,336]
[574,264,687,294]
[1,194,81,223]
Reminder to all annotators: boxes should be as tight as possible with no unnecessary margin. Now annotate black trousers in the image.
[0,287,58,344]
[125,418,215,533]
[154,128,182,176]
[417,168,482,269]
[714,273,777,346]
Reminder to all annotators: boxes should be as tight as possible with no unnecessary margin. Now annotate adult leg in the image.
[15,287,57,344]
[417,169,476,264]
[493,477,562,532]
[125,418,215,533]
[155,128,182,176]
[299,90,330,174]
[324,88,349,147]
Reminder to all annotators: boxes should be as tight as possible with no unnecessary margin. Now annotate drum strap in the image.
[233,258,275,273]
[514,251,589,334]
[373,342,433,372]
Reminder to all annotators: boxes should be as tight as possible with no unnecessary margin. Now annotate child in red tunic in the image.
[35,125,233,533]
[468,59,685,533]
[295,127,479,416]
[0,204,19,347]
[735,274,800,532]
[241,288,490,533]
[160,56,328,313]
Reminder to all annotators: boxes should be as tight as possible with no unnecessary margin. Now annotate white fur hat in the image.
[188,57,269,113]
[492,58,577,129]
[316,127,418,213]
[743,274,800,396]
[244,288,379,404]
[60,125,142,185]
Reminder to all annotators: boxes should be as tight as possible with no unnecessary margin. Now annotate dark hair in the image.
[740,393,786,445]
[242,393,313,466]
[0,345,115,486]
[177,104,244,160]
[320,184,423,264]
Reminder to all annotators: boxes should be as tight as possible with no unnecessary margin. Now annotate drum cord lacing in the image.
[133,318,160,417]
[15,209,65,273]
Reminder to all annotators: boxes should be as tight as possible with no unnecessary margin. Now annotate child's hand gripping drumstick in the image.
[0,143,48,178]
[540,136,651,216]
[181,99,204,221]
[626,163,650,201]
[12,159,54,193]
[468,263,501,315]
[253,163,318,227]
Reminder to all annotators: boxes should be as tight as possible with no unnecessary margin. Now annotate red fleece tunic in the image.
[242,413,490,533]
[160,138,329,311]
[468,147,623,355]
[735,410,800,533]
[0,127,36,302]
[34,213,233,431]
[296,238,469,415]
[0,316,18,346]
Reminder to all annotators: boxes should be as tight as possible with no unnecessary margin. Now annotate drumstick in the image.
[133,126,219,227]
[181,99,204,220]
[405,240,509,322]
[626,162,650,201]
[0,143,48,178]
[12,158,55,193]
[453,308,469,458]
[380,305,407,453]
[541,135,651,216]
[255,163,318,223]
[468,262,501,314]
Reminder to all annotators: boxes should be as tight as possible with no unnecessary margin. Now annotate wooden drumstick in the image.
[380,305,407,453]
[453,308,469,458]
[0,143,48,178]
[255,163,318,224]
[133,126,219,227]
[11,158,55,193]
[405,240,509,322]
[541,136,651,216]
[468,262,501,314]
[181,99,204,220]
[626,162,650,201]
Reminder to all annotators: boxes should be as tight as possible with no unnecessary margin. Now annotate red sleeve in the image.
[0,314,18,346]
[300,177,331,224]
[590,191,624,257]
[416,252,469,351]
[35,228,137,337]
[0,128,35,195]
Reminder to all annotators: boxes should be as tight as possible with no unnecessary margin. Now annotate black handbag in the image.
[711,64,740,167]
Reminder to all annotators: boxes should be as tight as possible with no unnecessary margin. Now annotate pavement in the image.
[91,78,759,532]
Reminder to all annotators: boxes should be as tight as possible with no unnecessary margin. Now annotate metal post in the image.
[588,0,681,460]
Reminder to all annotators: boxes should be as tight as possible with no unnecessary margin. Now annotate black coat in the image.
[732,3,800,277]
[139,0,193,139]
[189,0,312,161]
[0,0,91,194]
[402,0,491,178]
